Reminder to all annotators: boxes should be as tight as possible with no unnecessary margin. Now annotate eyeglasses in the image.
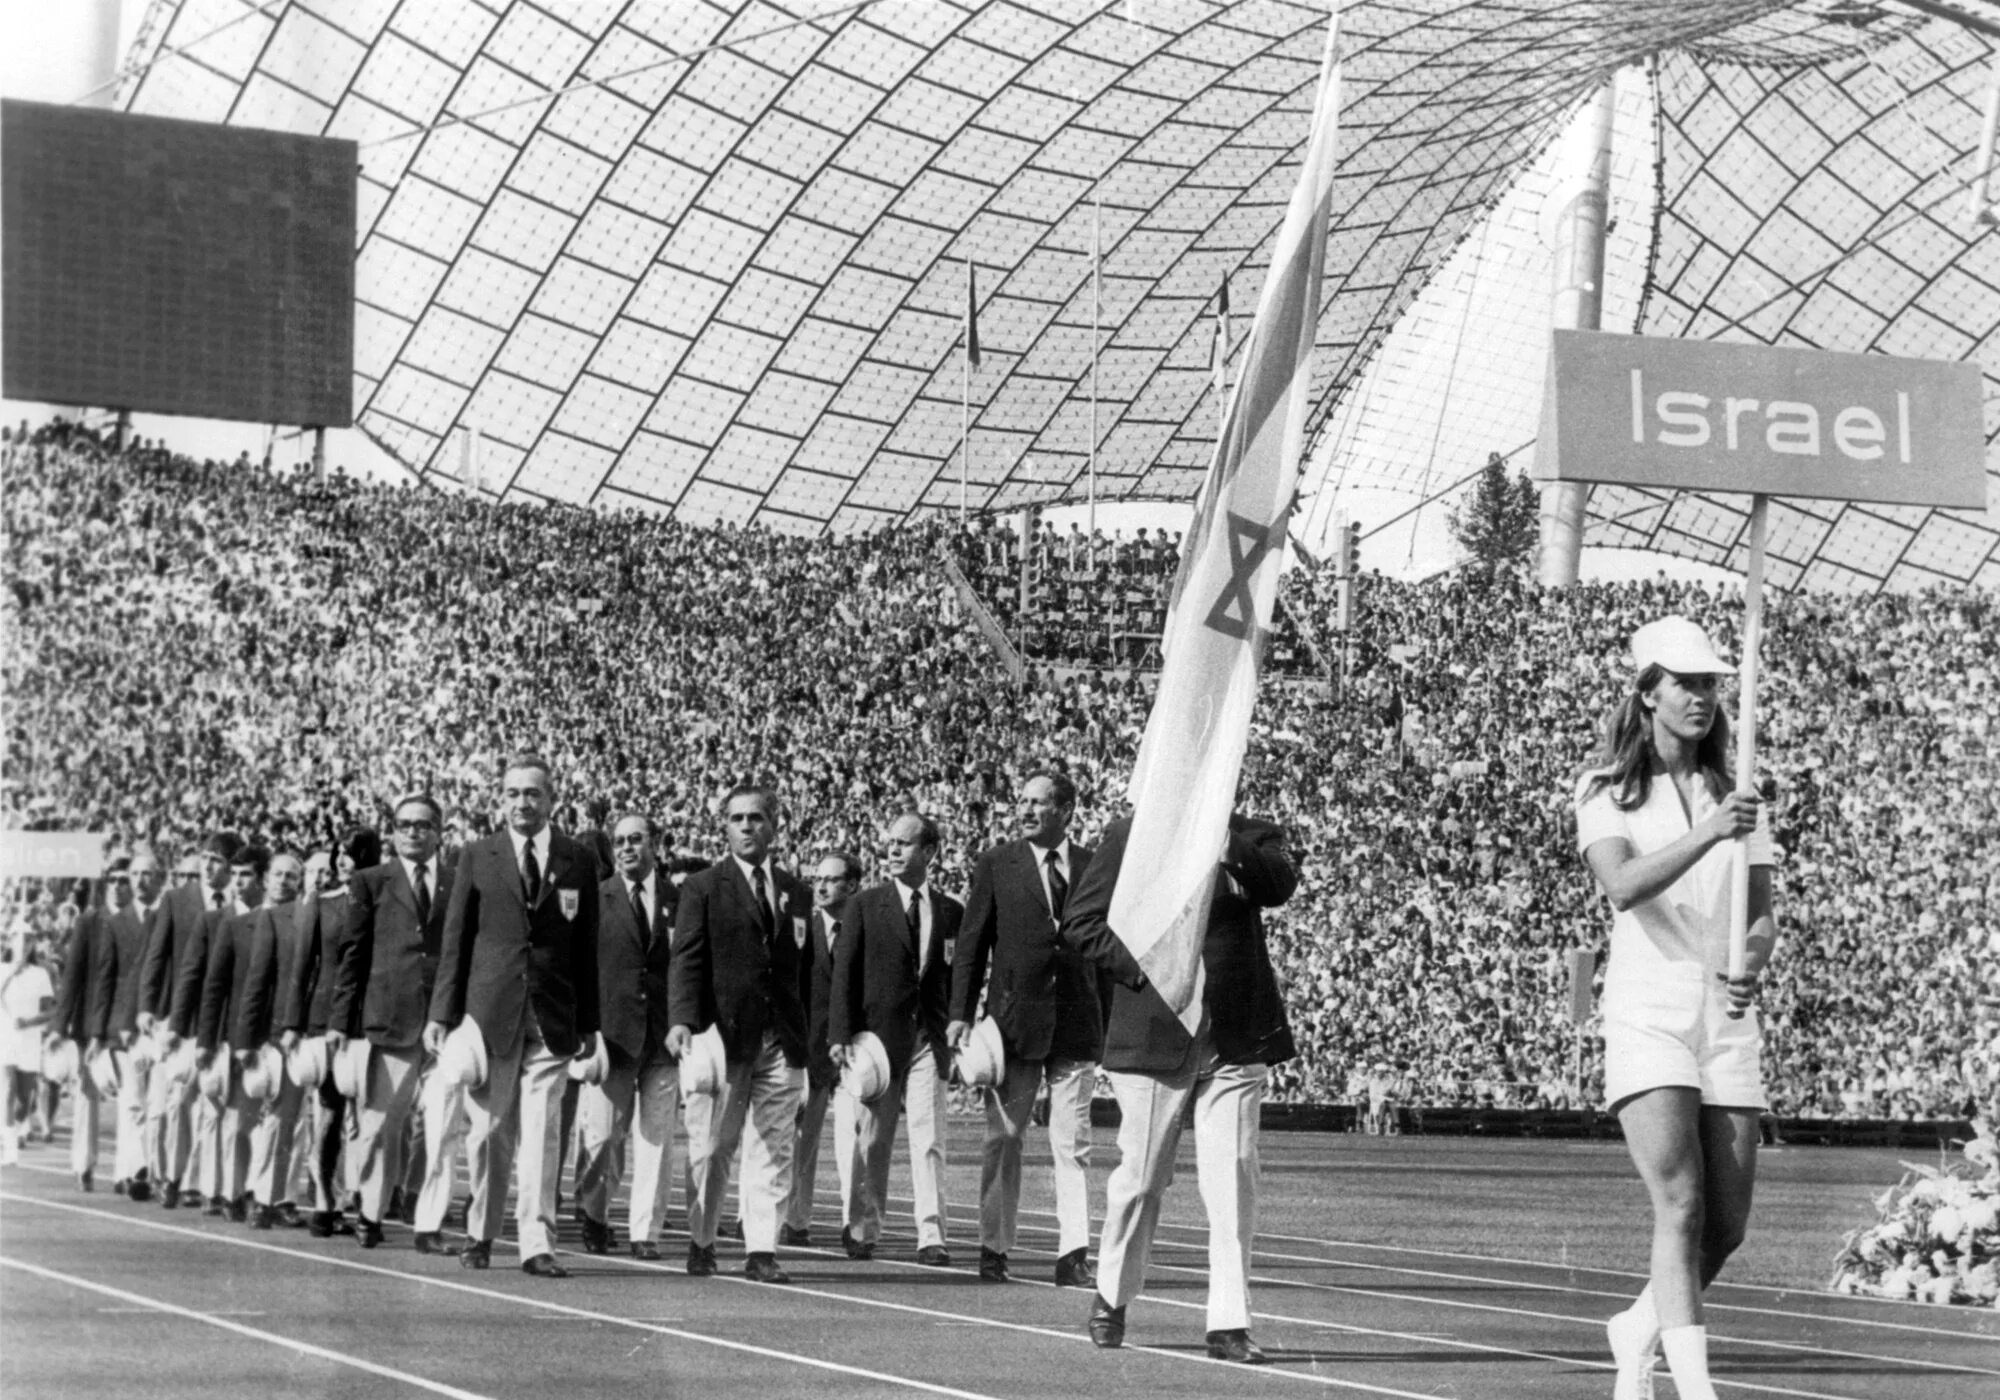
[394,819,437,833]
[611,833,650,847]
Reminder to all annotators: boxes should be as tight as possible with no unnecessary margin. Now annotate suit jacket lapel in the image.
[387,859,416,916]
[1017,841,1053,922]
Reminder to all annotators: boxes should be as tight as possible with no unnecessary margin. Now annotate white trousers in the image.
[353,1045,424,1225]
[849,1040,948,1249]
[214,1074,259,1204]
[785,1076,861,1233]
[1096,1047,1267,1331]
[68,1070,102,1177]
[413,1069,467,1234]
[248,1073,305,1206]
[463,1026,565,1259]
[574,1051,679,1243]
[112,1049,149,1183]
[980,1055,1096,1256]
[684,1032,801,1253]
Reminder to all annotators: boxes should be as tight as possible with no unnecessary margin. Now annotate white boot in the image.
[1606,1290,1659,1400]
[1659,1324,1718,1400]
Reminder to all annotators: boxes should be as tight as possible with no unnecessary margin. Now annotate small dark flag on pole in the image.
[965,261,981,367]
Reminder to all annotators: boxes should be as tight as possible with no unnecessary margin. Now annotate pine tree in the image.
[1448,452,1540,578]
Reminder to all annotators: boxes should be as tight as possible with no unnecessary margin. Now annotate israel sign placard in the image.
[0,830,106,880]
[1536,330,1986,508]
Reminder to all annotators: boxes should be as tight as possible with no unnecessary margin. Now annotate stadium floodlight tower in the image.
[1535,82,1616,588]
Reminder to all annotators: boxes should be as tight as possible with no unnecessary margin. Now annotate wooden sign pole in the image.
[1728,493,1769,979]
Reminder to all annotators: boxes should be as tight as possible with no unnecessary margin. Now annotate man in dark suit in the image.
[277,832,377,1237]
[782,850,860,1248]
[138,830,239,1207]
[949,771,1103,1286]
[829,812,961,1267]
[334,796,456,1251]
[1062,811,1299,1366]
[53,858,123,1191]
[195,845,274,1221]
[427,756,600,1277]
[244,852,308,1228]
[95,850,165,1198]
[666,784,811,1284]
[573,811,678,1259]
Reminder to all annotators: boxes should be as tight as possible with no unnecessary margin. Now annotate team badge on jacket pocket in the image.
[559,889,579,921]
[793,916,808,949]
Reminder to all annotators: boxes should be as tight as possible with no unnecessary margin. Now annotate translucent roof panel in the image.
[116,0,1995,587]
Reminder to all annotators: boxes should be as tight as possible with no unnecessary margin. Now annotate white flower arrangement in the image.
[1830,1120,2000,1308]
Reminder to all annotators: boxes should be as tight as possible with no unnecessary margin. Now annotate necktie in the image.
[1045,849,1068,922]
[211,890,225,911]
[522,841,541,906]
[413,864,431,926]
[907,887,924,970]
[751,864,774,941]
[631,879,647,934]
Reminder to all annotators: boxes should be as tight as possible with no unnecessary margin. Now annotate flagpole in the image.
[1089,195,1101,540]
[961,259,971,526]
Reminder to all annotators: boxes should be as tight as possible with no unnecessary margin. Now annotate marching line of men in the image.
[42,755,1301,1362]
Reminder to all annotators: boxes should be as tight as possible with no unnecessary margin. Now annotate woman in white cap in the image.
[1574,616,1776,1400]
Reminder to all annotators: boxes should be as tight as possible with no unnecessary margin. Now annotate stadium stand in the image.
[3,420,1995,1124]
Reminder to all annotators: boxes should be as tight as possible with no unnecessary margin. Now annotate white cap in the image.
[566,1034,609,1085]
[1630,616,1733,676]
[952,1016,1005,1089]
[438,1019,488,1092]
[841,1031,892,1104]
[677,1024,727,1097]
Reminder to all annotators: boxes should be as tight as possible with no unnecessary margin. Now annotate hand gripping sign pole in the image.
[1535,330,1984,980]
[1728,495,1767,979]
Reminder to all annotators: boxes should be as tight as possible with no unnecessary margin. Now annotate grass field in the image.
[3,1119,1994,1398]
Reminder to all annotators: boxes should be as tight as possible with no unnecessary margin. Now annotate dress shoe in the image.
[840,1226,873,1261]
[629,1240,661,1261]
[459,1239,492,1270]
[308,1210,337,1237]
[744,1252,791,1284]
[77,1169,94,1193]
[183,1191,205,1210]
[226,1196,248,1224]
[718,1218,743,1240]
[159,1180,181,1209]
[273,1202,306,1229]
[1087,1294,1126,1349]
[522,1253,570,1278]
[579,1215,612,1255]
[1055,1248,1096,1289]
[253,1204,276,1230]
[113,1178,130,1197]
[358,1216,384,1249]
[916,1244,952,1268]
[686,1243,717,1277]
[779,1224,812,1247]
[978,1248,1010,1283]
[1205,1329,1268,1365]
[413,1231,458,1257]
[127,1179,153,1203]
[203,1198,226,1218]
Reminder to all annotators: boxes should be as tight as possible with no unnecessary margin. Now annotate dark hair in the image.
[821,850,864,882]
[897,811,941,848]
[339,826,383,868]
[231,844,273,878]
[393,793,444,825]
[202,830,245,860]
[1581,663,1733,811]
[1029,769,1078,808]
[609,810,657,838]
[722,783,778,820]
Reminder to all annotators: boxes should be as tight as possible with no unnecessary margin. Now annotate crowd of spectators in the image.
[3,420,1993,1121]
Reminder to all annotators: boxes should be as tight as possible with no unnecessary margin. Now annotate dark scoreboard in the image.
[2,100,356,428]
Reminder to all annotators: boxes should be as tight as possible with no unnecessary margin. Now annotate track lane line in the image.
[0,1188,1557,1399]
[0,1192,1009,1400]
[0,1255,499,1399]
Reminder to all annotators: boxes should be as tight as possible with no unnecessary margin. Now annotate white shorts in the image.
[1601,967,1764,1112]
